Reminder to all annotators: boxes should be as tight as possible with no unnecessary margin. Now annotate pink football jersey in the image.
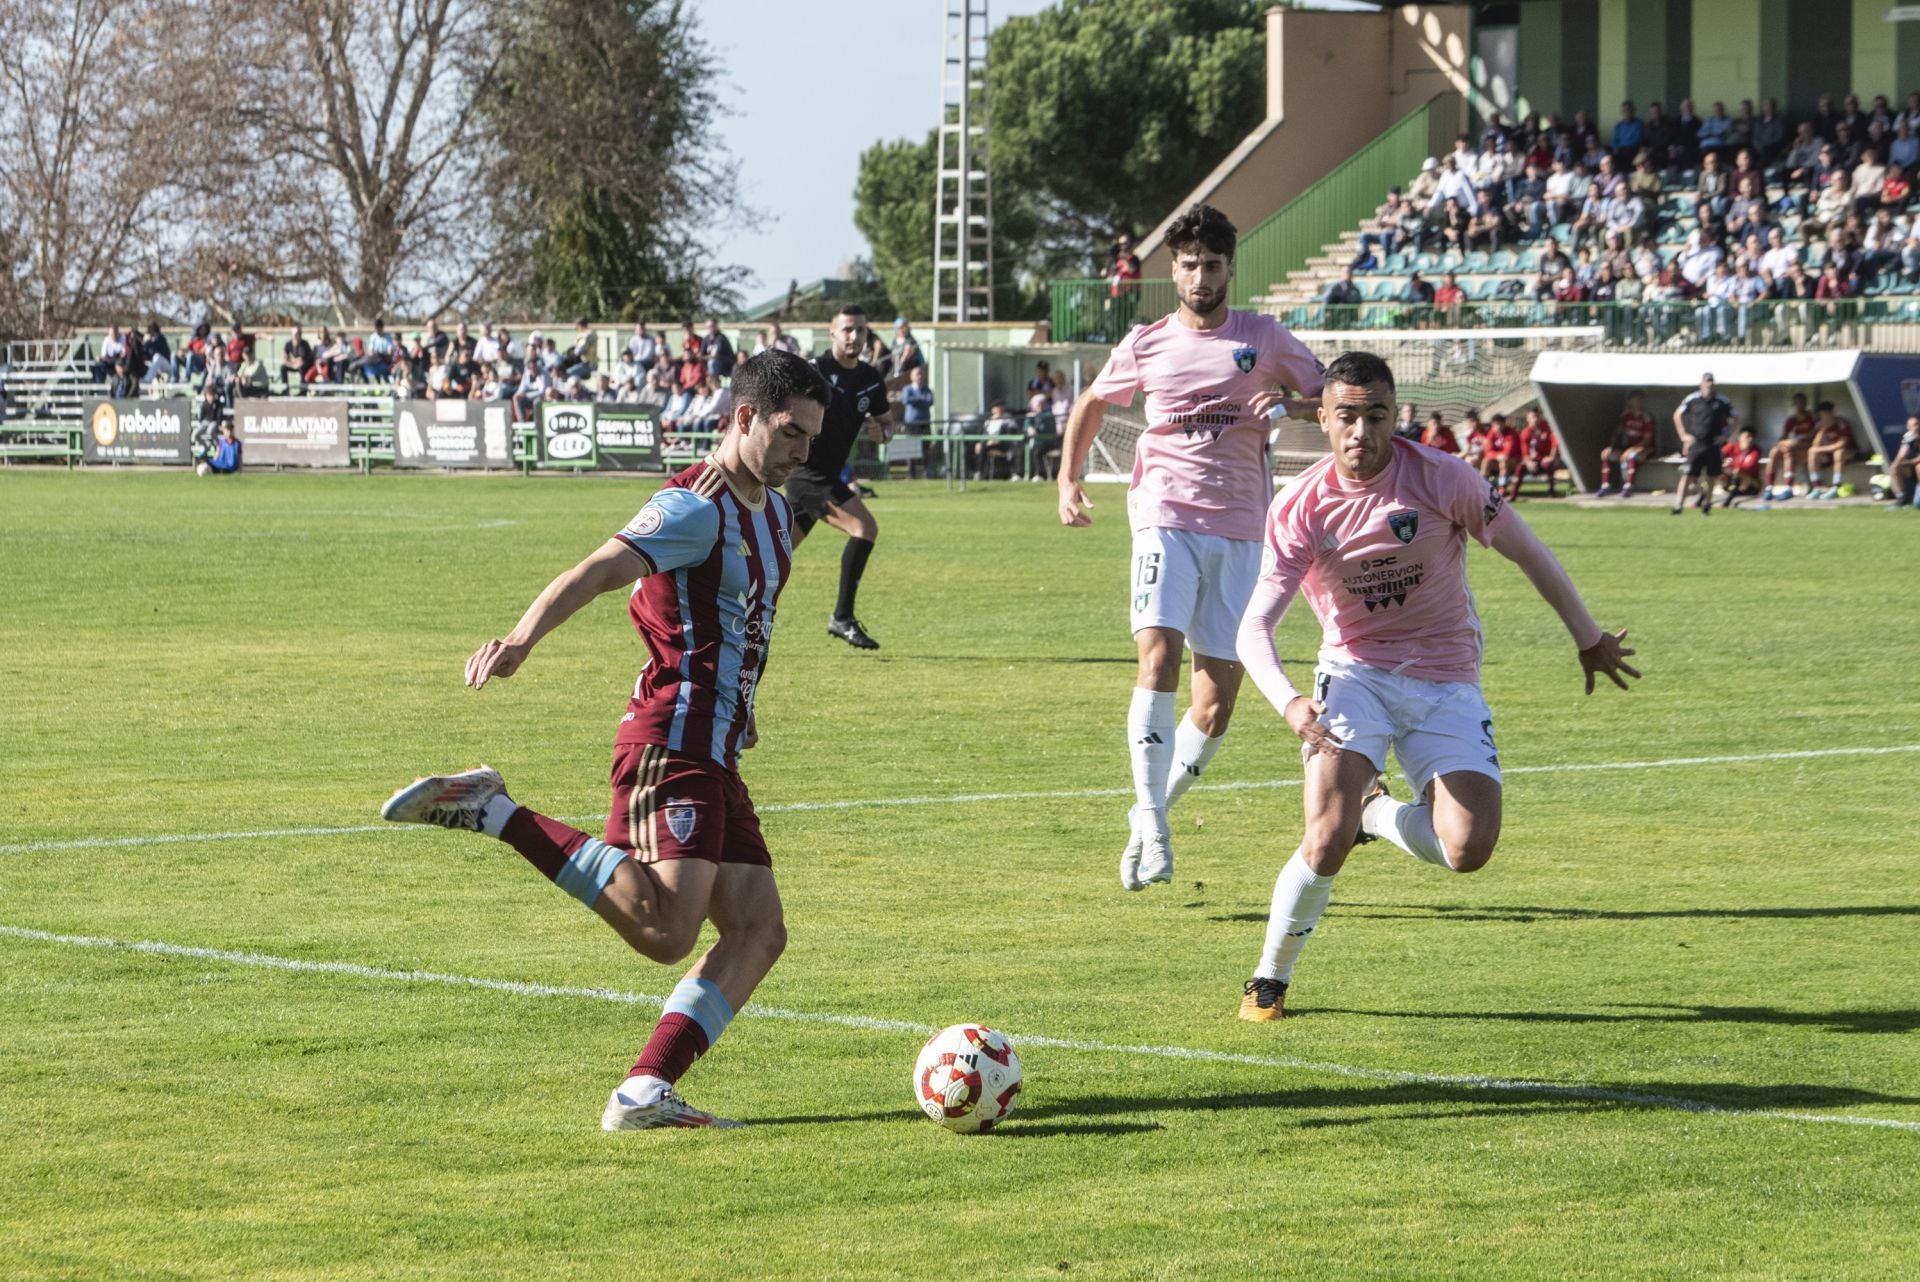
[1090,309,1324,542]
[1262,437,1514,683]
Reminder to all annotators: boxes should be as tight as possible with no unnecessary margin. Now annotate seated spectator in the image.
[281,324,314,391]
[1724,175,1769,241]
[1831,121,1863,170]
[1677,229,1723,288]
[354,317,395,382]
[1023,386,1060,481]
[1425,154,1479,219]
[473,322,501,367]
[1643,100,1682,168]
[1890,119,1920,174]
[864,328,893,379]
[181,323,211,384]
[703,318,736,378]
[1758,224,1800,283]
[1507,162,1548,239]
[1551,265,1589,305]
[1433,270,1466,318]
[645,353,677,399]
[92,324,126,383]
[207,422,243,475]
[1402,270,1436,306]
[1321,263,1362,321]
[423,347,450,399]
[1805,402,1856,498]
[1603,184,1646,246]
[972,399,1019,479]
[388,352,422,399]
[678,320,703,360]
[140,323,174,385]
[224,323,252,366]
[1359,187,1408,261]
[1465,189,1504,249]
[893,320,924,377]
[555,318,594,379]
[1881,162,1913,213]
[1696,102,1734,160]
[1728,148,1764,202]
[1697,151,1730,215]
[1673,97,1704,164]
[1436,197,1471,250]
[625,322,657,370]
[1863,209,1903,280]
[233,345,270,401]
[900,365,933,433]
[1886,414,1920,507]
[1782,123,1822,185]
[1753,98,1787,166]
[1853,148,1888,214]
[1419,411,1459,454]
[1900,228,1920,283]
[1720,427,1763,503]
[1610,101,1643,168]
[1408,155,1442,208]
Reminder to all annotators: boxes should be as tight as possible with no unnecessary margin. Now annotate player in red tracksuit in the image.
[1460,410,1489,471]
[1763,392,1818,499]
[1596,391,1657,497]
[1720,427,1763,504]
[1419,411,1460,454]
[1480,413,1522,495]
[1516,408,1561,498]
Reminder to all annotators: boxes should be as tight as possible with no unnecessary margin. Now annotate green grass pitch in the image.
[2,471,1917,1280]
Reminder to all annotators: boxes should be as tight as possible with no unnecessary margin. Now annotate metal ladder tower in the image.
[933,0,994,322]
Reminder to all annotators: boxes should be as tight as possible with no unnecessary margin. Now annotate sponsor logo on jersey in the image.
[1232,345,1257,374]
[664,803,698,843]
[1388,510,1420,544]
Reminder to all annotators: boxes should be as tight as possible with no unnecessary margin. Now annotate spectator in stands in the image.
[1729,147,1764,201]
[1753,98,1787,166]
[1023,385,1060,482]
[703,318,737,378]
[353,318,394,382]
[1851,147,1888,216]
[1408,156,1442,209]
[1466,187,1504,250]
[180,323,211,384]
[1673,98,1704,163]
[138,323,173,385]
[1697,101,1734,160]
[1725,174,1769,242]
[893,320,924,378]
[233,344,269,402]
[1805,401,1856,498]
[554,318,592,380]
[645,353,676,399]
[1831,121,1863,170]
[677,321,702,361]
[424,346,450,399]
[1508,162,1549,240]
[1677,229,1723,288]
[92,325,126,383]
[1697,150,1730,215]
[1321,263,1362,324]
[1758,224,1800,282]
[1401,270,1436,308]
[1359,187,1408,261]
[1813,170,1853,231]
[1642,101,1680,168]
[1433,270,1465,321]
[1890,119,1920,174]
[1426,154,1479,218]
[1881,161,1912,213]
[900,364,932,434]
[1604,182,1646,247]
[1863,209,1903,281]
[626,322,657,370]
[281,324,313,391]
[972,398,1018,479]
[1783,130,1825,193]
[1419,411,1459,453]
[1611,101,1643,168]
[1392,404,1420,440]
[1436,196,1472,250]
[1552,265,1588,306]
[513,356,548,419]
[1841,93,1870,138]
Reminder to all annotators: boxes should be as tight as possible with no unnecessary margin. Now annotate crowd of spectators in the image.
[1330,89,1920,335]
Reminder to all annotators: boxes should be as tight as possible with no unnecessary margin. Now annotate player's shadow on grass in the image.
[1017,1078,1920,1125]
[1305,1002,1920,1035]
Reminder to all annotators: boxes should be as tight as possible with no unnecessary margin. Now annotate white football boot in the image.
[379,766,505,831]
[602,1079,742,1131]
[1136,808,1173,886]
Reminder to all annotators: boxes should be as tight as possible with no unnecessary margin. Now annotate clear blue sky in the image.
[708,0,1058,309]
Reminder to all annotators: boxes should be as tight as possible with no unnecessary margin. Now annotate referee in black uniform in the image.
[1670,372,1738,516]
[787,304,893,649]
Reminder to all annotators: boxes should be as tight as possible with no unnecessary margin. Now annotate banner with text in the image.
[393,399,514,469]
[532,402,664,471]
[538,402,597,468]
[83,398,193,464]
[234,399,351,467]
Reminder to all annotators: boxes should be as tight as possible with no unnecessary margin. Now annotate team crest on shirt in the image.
[631,505,665,537]
[664,803,698,843]
[1388,510,1420,544]
[857,394,873,415]
[1231,345,1258,374]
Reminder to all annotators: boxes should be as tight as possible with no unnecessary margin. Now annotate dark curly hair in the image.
[1164,203,1238,260]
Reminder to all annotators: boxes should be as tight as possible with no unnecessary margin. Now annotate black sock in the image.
[836,537,874,621]
[1903,475,1918,505]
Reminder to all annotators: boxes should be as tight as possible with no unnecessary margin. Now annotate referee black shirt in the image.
[1678,389,1735,451]
[794,354,889,485]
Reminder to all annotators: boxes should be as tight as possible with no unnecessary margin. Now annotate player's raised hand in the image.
[466,638,530,690]
[1058,478,1093,527]
[1579,628,1641,694]
[1285,696,1339,754]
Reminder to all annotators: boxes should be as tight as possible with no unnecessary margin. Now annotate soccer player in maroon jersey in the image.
[1419,412,1460,454]
[1479,412,1521,494]
[1515,407,1560,498]
[380,351,831,1130]
[1595,391,1657,497]
[1763,392,1818,499]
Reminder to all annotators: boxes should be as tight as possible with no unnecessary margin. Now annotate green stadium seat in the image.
[1489,249,1518,271]
[1383,252,1410,273]
[1463,251,1490,271]
[1413,253,1439,272]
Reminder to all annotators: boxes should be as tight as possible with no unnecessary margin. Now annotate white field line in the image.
[2,923,1915,1135]
[4,743,1919,857]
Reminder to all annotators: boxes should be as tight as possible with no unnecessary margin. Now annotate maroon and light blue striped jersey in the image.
[614,460,793,767]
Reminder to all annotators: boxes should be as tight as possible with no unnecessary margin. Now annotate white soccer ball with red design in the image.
[912,1023,1023,1133]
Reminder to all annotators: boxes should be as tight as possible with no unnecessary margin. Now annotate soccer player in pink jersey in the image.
[1057,204,1325,892]
[378,351,831,1127]
[1233,351,1639,1021]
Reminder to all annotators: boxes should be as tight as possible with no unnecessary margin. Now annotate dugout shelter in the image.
[1529,351,1920,495]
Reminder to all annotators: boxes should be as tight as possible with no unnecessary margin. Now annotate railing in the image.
[1267,298,1920,350]
[1049,278,1180,345]
[1230,98,1439,308]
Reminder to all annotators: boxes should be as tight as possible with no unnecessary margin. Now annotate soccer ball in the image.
[912,1024,1022,1133]
[195,462,211,477]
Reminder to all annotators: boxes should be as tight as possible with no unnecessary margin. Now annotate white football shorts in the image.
[1308,653,1503,793]
[1127,525,1262,660]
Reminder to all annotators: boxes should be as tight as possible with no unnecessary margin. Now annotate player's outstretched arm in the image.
[1056,388,1106,526]
[1235,571,1340,753]
[466,539,647,689]
[1489,516,1641,694]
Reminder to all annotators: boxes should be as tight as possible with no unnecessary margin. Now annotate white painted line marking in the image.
[5,743,1918,855]
[1,924,1915,1135]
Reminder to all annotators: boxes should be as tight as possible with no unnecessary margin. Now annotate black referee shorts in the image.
[784,471,855,529]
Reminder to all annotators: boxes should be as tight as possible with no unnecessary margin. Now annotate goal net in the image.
[1085,327,1605,483]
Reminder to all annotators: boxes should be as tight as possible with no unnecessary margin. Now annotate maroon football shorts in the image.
[606,742,772,866]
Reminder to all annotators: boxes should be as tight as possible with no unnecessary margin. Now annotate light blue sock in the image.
[554,838,627,908]
[663,976,734,1045]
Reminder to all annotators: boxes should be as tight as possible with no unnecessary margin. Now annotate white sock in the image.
[1253,850,1336,983]
[1165,715,1224,807]
[1128,688,1176,830]
[617,1072,672,1104]
[480,792,517,839]
[1363,794,1452,867]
